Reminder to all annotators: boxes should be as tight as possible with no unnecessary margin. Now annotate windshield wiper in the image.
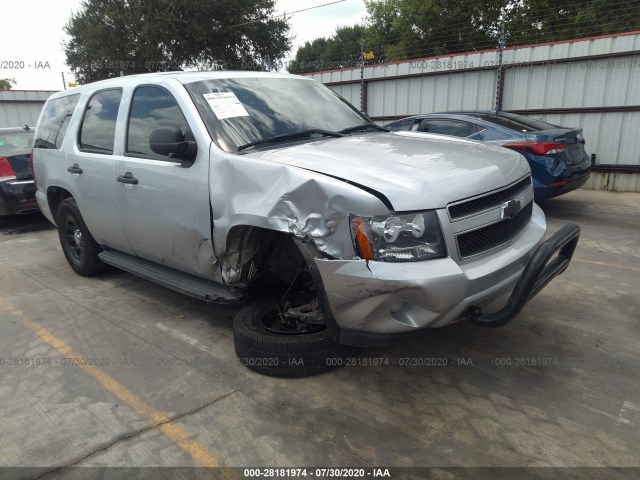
[237,129,343,151]
[339,123,389,134]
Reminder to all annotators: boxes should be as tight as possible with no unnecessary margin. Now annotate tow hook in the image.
[463,306,482,321]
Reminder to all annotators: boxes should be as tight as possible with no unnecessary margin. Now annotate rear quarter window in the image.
[34,94,81,149]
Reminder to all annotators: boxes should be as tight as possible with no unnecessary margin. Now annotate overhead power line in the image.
[232,0,348,27]
[284,0,349,16]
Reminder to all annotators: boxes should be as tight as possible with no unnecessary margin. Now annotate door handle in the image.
[67,163,83,174]
[117,172,138,184]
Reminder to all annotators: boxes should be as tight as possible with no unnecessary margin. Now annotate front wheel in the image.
[56,198,107,276]
[233,299,349,378]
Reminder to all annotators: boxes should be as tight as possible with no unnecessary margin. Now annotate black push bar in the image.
[469,223,581,328]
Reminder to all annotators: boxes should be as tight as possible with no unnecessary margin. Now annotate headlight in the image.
[350,211,446,262]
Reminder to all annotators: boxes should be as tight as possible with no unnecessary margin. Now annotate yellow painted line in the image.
[0,298,232,473]
[573,257,640,272]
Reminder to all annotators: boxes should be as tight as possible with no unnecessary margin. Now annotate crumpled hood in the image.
[246,132,530,211]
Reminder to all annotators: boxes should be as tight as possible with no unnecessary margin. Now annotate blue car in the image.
[386,111,591,200]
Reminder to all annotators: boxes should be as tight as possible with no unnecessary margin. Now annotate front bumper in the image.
[314,206,579,345]
[0,179,38,216]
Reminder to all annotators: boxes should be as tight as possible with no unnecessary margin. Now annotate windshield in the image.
[184,76,369,152]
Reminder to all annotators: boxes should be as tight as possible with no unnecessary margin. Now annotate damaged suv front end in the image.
[184,73,579,349]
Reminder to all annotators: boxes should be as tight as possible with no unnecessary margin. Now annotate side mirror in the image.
[149,126,197,162]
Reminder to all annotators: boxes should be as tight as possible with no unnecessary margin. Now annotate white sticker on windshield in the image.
[203,92,250,120]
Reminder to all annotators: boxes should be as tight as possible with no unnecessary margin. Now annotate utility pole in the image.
[360,39,365,113]
[495,17,506,111]
[61,71,67,91]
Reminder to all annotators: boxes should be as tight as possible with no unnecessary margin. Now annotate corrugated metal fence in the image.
[306,31,640,193]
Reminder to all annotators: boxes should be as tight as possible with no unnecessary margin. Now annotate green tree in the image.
[64,0,291,84]
[289,24,376,74]
[364,0,640,61]
[361,0,400,61]
[365,0,506,61]
[293,0,640,71]
[505,0,640,46]
[0,78,16,90]
[289,37,329,73]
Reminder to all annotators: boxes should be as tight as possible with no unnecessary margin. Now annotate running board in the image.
[98,249,243,304]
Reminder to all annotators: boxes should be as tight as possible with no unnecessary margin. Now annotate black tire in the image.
[56,198,107,276]
[233,299,350,378]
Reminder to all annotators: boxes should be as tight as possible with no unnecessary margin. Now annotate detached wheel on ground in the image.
[56,197,107,276]
[233,298,350,378]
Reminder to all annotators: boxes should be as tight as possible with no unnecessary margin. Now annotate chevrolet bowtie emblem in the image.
[500,199,521,219]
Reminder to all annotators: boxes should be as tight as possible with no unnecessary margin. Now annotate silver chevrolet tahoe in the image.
[31,72,580,377]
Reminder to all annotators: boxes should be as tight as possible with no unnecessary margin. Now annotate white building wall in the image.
[0,90,57,128]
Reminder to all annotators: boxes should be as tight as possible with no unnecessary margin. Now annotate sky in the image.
[0,0,367,91]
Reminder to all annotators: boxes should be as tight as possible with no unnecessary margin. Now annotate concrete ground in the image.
[0,189,638,478]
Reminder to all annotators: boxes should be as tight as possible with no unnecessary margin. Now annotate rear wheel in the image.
[233,298,349,378]
[57,198,107,276]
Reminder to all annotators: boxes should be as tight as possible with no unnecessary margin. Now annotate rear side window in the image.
[421,120,477,138]
[34,94,80,149]
[478,124,522,141]
[126,86,190,160]
[78,89,122,154]
[387,119,417,132]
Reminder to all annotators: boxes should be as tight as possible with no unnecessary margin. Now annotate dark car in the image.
[0,126,38,218]
[386,111,591,200]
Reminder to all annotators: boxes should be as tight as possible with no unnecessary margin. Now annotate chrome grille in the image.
[448,176,532,220]
[457,201,533,258]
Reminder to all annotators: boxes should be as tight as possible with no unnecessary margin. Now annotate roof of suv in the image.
[50,71,310,99]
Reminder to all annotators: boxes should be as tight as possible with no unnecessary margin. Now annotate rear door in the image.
[68,88,133,253]
[114,82,214,278]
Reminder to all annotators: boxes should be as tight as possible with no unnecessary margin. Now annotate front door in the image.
[114,84,215,278]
